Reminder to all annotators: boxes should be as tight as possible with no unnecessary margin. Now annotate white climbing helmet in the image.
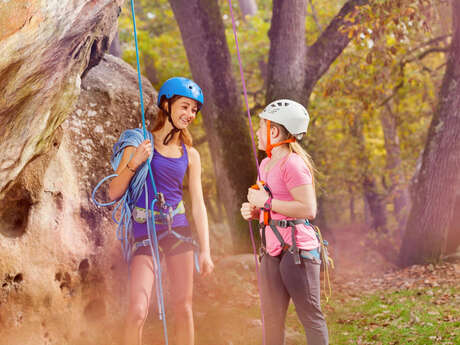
[259,99,310,138]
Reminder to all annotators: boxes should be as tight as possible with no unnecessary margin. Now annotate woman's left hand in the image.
[247,181,270,208]
[199,251,214,277]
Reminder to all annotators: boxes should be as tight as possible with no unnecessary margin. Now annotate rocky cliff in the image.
[0,1,159,343]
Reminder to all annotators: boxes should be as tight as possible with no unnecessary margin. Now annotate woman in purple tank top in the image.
[108,77,214,345]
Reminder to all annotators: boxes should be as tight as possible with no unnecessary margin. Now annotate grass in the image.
[322,286,460,345]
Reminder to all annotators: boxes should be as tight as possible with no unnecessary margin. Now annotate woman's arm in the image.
[187,146,213,275]
[272,184,316,219]
[247,182,317,220]
[188,147,210,253]
[108,139,152,201]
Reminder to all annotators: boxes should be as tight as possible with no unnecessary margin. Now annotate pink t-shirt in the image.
[258,153,319,256]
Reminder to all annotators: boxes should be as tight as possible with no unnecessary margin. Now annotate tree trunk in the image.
[265,0,370,230]
[266,0,308,103]
[446,193,460,255]
[362,176,388,232]
[399,1,460,267]
[380,103,410,229]
[352,115,388,233]
[169,0,256,252]
[238,0,257,17]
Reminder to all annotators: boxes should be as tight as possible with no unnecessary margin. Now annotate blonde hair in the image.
[272,122,316,184]
[152,96,193,146]
[289,141,316,184]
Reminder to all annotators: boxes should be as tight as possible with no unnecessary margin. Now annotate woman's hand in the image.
[199,251,214,277]
[247,181,270,208]
[130,140,152,169]
[241,202,259,220]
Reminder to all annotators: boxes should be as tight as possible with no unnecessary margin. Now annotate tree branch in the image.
[402,47,450,65]
[405,34,451,56]
[378,81,404,108]
[379,46,450,108]
[304,0,369,98]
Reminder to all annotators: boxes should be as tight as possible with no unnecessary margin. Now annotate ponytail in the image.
[271,122,316,185]
[289,141,316,186]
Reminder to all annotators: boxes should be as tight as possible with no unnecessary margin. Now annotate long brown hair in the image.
[151,95,193,146]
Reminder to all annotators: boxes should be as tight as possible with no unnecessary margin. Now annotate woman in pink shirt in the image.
[241,99,329,345]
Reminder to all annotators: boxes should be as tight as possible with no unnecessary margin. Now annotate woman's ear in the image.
[271,125,280,139]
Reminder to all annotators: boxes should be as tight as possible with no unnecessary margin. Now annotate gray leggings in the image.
[260,251,329,345]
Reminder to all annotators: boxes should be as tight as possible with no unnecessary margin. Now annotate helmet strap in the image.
[265,120,295,157]
[163,98,181,145]
[163,128,180,145]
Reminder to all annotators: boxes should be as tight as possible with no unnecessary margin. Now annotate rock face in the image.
[1,41,158,345]
[0,0,123,200]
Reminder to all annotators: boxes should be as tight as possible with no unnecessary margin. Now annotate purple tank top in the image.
[132,142,189,238]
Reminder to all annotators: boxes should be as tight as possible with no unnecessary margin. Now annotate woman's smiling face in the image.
[170,96,198,129]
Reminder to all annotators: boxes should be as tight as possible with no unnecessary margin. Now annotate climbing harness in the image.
[132,200,185,224]
[254,182,315,265]
[253,179,334,301]
[130,189,201,272]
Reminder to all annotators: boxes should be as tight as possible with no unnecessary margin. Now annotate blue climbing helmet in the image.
[157,77,204,110]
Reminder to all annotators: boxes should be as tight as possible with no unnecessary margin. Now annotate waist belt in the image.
[260,219,311,265]
[132,200,185,224]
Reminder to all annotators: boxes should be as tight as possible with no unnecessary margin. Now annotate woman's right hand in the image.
[130,140,152,169]
[241,202,258,220]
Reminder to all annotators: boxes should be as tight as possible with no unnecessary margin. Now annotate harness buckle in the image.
[278,219,288,228]
[158,192,166,208]
[281,243,290,252]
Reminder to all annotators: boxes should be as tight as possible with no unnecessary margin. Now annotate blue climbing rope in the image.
[128,0,169,343]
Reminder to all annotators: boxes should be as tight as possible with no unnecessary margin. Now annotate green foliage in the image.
[119,0,190,88]
[307,0,448,224]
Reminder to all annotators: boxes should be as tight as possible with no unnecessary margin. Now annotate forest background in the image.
[116,0,459,266]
